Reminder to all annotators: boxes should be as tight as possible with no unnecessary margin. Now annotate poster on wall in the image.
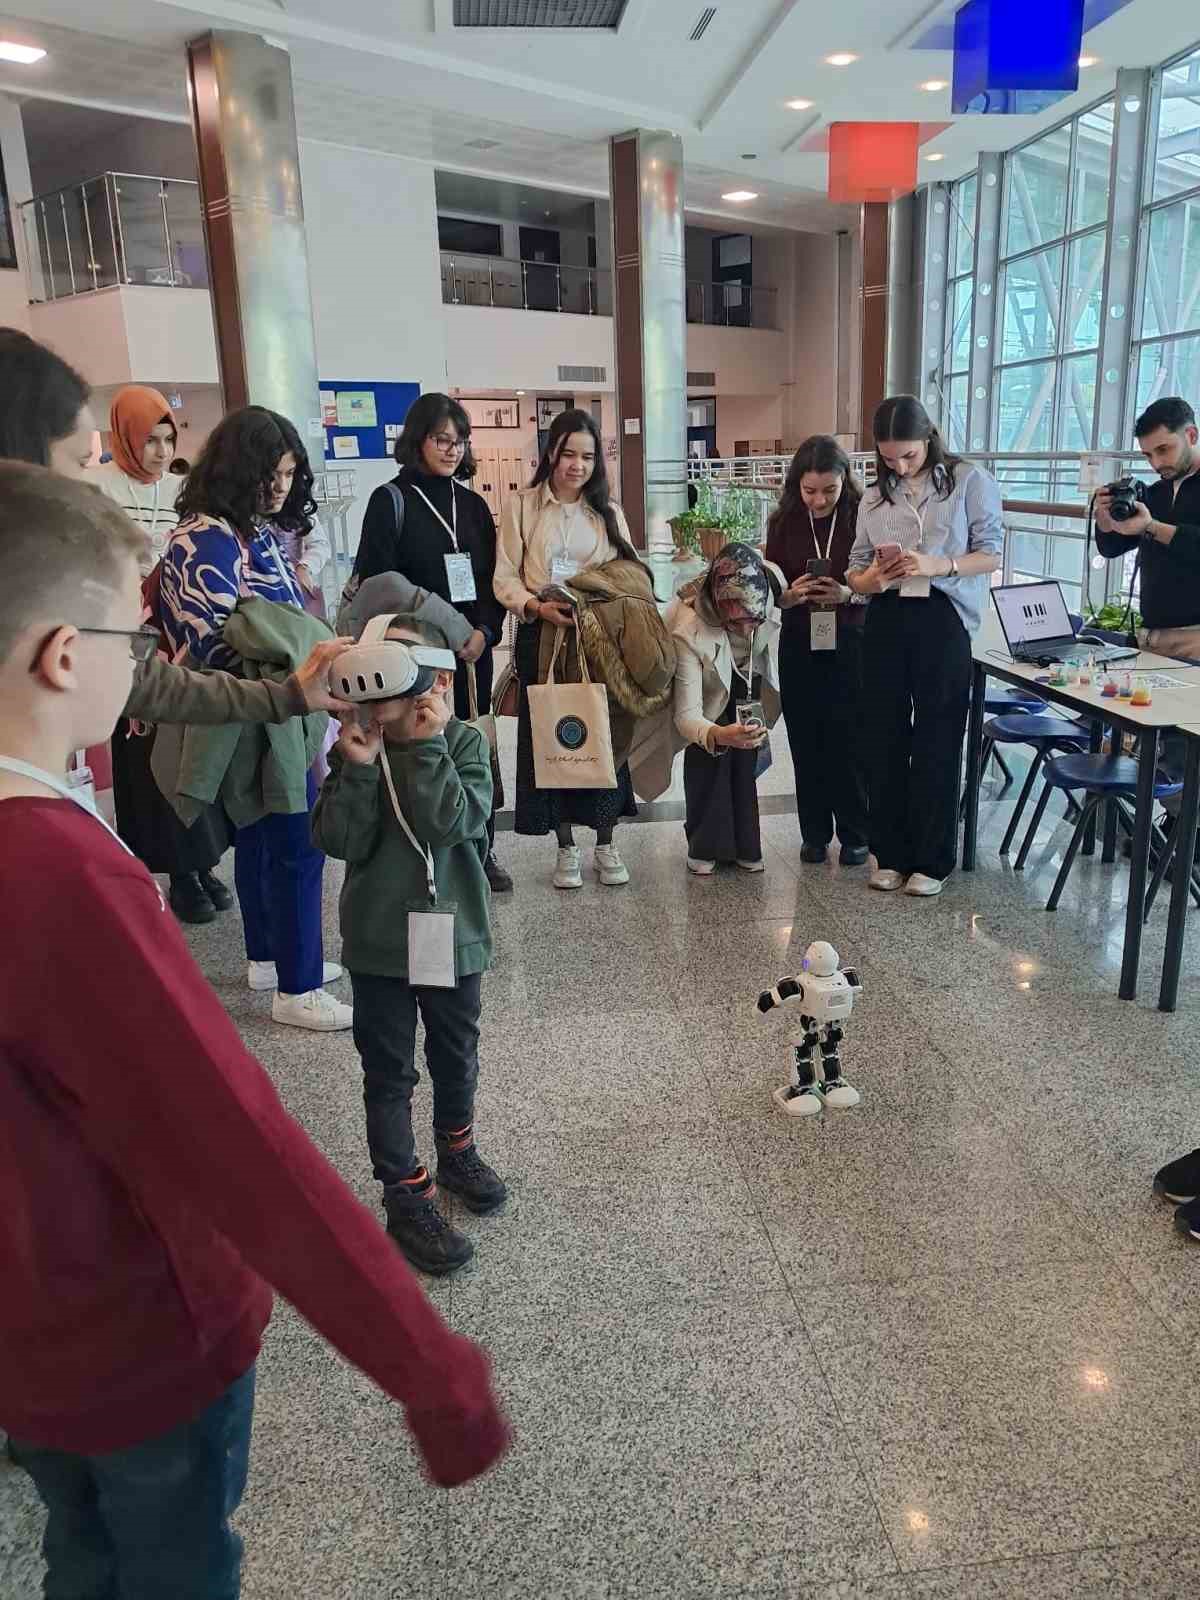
[459,397,520,430]
[321,381,421,461]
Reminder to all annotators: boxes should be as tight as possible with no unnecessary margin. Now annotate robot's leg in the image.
[819,1024,861,1110]
[773,1020,824,1118]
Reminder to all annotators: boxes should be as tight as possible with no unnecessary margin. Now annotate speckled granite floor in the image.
[5,751,1200,1598]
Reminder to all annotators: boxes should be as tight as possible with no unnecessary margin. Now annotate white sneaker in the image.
[904,873,944,897]
[249,960,344,992]
[869,868,905,892]
[553,846,583,890]
[822,1080,862,1110]
[594,843,630,887]
[773,1083,823,1119]
[736,858,766,874]
[687,857,716,876]
[272,987,354,1031]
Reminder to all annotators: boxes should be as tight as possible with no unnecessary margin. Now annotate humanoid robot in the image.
[757,941,863,1117]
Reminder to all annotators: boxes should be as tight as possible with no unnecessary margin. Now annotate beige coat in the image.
[494,483,629,616]
[628,568,783,802]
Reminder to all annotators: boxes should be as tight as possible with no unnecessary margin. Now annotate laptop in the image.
[991,580,1138,665]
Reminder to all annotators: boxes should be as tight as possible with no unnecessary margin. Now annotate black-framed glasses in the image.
[78,627,160,663]
[431,433,467,453]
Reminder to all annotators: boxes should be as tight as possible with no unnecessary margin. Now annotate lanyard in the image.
[808,507,837,563]
[411,481,459,552]
[377,750,438,905]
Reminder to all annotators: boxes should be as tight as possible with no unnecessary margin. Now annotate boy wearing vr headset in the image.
[314,612,506,1276]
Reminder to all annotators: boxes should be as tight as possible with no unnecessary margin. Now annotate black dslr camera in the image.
[1105,475,1148,522]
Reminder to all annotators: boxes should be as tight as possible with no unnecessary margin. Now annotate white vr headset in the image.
[332,613,457,704]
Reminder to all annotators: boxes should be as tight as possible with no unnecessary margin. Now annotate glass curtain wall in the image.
[942,172,977,451]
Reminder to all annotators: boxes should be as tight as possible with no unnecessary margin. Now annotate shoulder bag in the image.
[527,613,617,791]
[336,481,405,634]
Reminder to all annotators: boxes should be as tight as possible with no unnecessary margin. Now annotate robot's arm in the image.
[757,976,805,1014]
[842,967,863,991]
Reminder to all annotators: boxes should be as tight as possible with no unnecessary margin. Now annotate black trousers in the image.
[778,623,869,852]
[350,970,482,1185]
[862,590,971,881]
[453,651,496,851]
[683,697,762,864]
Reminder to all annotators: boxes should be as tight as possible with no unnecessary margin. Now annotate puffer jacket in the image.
[534,558,675,769]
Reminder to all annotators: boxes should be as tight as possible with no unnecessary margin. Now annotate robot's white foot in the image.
[822,1080,861,1110]
[773,1084,823,1119]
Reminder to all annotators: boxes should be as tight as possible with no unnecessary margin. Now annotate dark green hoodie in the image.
[312,719,493,980]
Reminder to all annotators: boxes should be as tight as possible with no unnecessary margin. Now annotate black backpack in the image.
[336,481,405,635]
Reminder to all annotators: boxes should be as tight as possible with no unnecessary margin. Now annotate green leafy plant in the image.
[670,481,763,554]
[1085,599,1141,632]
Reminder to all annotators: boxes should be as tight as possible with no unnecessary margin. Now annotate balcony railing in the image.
[440,251,611,316]
[685,280,778,330]
[20,173,207,302]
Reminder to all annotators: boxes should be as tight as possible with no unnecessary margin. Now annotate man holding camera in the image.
[1095,396,1200,660]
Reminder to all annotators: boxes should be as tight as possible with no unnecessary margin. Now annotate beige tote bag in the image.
[527,617,617,790]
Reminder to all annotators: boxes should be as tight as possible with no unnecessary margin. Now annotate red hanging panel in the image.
[827,122,920,204]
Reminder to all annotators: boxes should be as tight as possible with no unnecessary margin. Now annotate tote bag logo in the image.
[555,714,589,752]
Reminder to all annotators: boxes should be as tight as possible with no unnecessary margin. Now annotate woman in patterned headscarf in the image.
[665,542,785,875]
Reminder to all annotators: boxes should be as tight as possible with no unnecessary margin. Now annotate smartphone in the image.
[736,700,766,731]
[876,542,902,565]
[806,558,832,578]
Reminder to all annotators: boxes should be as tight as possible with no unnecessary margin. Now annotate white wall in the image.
[444,303,613,393]
[0,93,32,333]
[783,231,841,446]
[29,286,218,390]
[26,117,197,196]
[686,323,787,394]
[299,138,449,536]
[716,395,783,457]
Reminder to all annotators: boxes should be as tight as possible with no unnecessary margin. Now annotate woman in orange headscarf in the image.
[92,385,180,575]
[96,388,234,925]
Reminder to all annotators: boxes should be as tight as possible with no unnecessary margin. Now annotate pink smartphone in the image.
[876,542,902,565]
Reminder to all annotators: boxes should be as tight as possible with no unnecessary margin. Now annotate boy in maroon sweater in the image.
[0,464,508,1596]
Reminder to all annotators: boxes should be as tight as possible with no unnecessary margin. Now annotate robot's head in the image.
[802,940,839,978]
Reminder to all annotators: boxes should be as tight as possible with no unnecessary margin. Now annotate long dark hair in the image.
[394,392,471,470]
[768,434,862,543]
[176,407,316,537]
[872,394,961,504]
[0,328,90,466]
[530,407,630,550]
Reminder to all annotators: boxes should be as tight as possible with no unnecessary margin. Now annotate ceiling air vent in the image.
[463,138,501,150]
[454,1,629,27]
[687,370,716,387]
[690,8,717,41]
[559,364,607,383]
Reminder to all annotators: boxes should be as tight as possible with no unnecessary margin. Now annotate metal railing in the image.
[20,173,207,302]
[685,280,778,330]
[440,251,611,316]
[687,449,1148,614]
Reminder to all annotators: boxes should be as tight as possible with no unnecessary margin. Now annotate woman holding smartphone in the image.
[765,436,869,867]
[846,395,1003,897]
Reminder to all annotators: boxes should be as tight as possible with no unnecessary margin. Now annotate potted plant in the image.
[669,482,763,562]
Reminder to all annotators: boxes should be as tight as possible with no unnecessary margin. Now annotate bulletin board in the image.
[320,381,421,462]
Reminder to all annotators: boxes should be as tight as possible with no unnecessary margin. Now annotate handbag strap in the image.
[466,660,480,720]
[545,613,590,687]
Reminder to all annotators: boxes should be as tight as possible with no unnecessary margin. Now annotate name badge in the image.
[810,611,837,651]
[900,576,931,600]
[407,906,457,989]
[551,556,580,587]
[444,553,477,604]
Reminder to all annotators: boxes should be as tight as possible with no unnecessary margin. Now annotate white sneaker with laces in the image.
[687,857,716,876]
[594,844,630,887]
[869,868,905,892]
[736,858,766,874]
[272,987,354,1031]
[904,872,944,897]
[553,846,583,890]
[249,960,343,992]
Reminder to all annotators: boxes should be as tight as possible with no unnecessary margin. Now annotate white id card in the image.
[810,611,837,651]
[900,575,931,599]
[550,556,580,587]
[444,552,477,603]
[407,909,457,989]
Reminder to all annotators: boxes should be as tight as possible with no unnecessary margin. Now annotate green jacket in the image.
[312,719,493,981]
[151,599,331,828]
[124,653,306,726]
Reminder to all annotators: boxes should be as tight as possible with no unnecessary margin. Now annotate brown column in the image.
[858,202,890,445]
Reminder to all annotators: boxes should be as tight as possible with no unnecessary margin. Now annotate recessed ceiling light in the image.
[741,152,758,160]
[721,190,758,202]
[1078,55,1099,68]
[920,79,948,92]
[786,98,814,111]
[924,152,945,162]
[0,41,46,64]
[515,389,526,396]
[825,52,858,67]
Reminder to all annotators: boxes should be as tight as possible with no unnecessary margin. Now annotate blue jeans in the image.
[234,774,324,995]
[9,1367,255,1600]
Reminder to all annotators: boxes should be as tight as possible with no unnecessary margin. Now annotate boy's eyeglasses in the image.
[78,627,160,663]
[431,434,467,453]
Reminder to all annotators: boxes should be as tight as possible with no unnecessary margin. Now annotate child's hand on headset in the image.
[337,716,382,766]
[399,689,452,743]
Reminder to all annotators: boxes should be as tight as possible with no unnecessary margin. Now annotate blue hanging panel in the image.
[952,0,1085,114]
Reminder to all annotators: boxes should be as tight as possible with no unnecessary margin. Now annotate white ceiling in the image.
[0,1,1197,232]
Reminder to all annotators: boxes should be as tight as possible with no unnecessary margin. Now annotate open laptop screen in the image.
[992,581,1074,653]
